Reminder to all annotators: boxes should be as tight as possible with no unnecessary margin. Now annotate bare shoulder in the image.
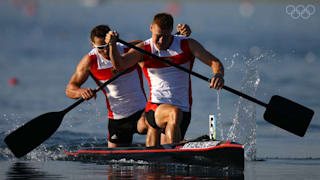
[187,38,207,56]
[68,54,91,85]
[187,38,202,48]
[77,54,91,71]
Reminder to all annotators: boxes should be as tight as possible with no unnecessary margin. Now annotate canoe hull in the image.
[65,139,244,170]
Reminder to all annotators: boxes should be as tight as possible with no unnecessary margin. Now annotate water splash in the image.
[0,99,108,161]
[0,145,65,162]
[1,113,27,134]
[23,145,66,161]
[215,53,241,140]
[226,53,265,161]
[0,129,107,161]
[223,53,238,70]
[216,91,224,140]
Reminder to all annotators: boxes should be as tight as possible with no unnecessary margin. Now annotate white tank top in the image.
[142,36,195,112]
[89,43,146,119]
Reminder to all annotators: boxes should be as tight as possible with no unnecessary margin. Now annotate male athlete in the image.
[66,24,191,147]
[106,13,224,147]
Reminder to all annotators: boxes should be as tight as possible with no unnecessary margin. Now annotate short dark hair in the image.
[152,13,174,30]
[90,25,110,42]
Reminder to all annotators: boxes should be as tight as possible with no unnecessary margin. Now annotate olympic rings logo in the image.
[286,4,316,19]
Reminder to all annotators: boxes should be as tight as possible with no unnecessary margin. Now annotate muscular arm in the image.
[188,38,225,89]
[109,41,144,70]
[107,25,191,70]
[65,54,94,100]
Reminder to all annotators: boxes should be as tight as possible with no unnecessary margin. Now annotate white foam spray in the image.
[226,54,263,160]
[216,51,271,160]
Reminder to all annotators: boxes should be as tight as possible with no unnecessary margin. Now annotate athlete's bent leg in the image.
[160,133,167,144]
[137,112,147,134]
[155,104,182,144]
[145,120,161,147]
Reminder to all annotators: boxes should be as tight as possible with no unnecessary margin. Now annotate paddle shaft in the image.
[62,67,131,114]
[117,39,268,108]
[4,58,132,158]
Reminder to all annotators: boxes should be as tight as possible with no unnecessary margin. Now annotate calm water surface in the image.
[1,0,320,179]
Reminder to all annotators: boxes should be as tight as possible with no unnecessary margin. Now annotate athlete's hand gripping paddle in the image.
[4,68,131,158]
[117,38,314,138]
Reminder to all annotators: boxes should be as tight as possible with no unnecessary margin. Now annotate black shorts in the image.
[145,103,191,139]
[108,109,144,144]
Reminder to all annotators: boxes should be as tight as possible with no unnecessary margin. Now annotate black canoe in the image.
[65,135,244,170]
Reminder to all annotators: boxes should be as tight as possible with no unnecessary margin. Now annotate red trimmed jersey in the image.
[142,36,195,112]
[89,43,147,119]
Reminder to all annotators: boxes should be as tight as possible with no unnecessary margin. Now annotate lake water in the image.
[1,0,320,179]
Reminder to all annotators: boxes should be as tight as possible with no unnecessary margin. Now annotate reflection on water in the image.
[6,162,64,180]
[4,161,244,180]
[1,0,319,179]
[105,163,244,180]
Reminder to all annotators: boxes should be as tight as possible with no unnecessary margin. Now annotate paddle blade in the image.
[4,111,65,158]
[264,95,314,137]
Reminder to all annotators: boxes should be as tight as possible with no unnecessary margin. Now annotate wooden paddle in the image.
[117,38,314,137]
[4,68,132,158]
